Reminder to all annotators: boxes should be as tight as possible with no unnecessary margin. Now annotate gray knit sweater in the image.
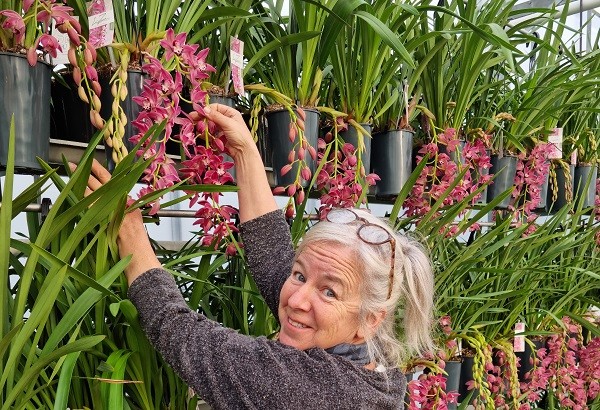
[128,210,406,409]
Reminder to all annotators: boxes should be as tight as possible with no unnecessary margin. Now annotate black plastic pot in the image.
[546,163,575,213]
[99,70,146,171]
[371,129,413,198]
[340,123,372,175]
[445,360,461,410]
[487,155,518,208]
[209,95,237,107]
[0,52,52,173]
[265,107,319,187]
[458,355,478,404]
[573,164,597,208]
[50,74,95,143]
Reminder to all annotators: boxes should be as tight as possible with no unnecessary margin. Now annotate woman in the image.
[82,104,435,409]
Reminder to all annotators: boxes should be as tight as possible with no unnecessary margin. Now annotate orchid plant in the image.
[314,107,380,218]
[245,83,317,219]
[127,28,239,253]
[521,317,600,408]
[403,124,492,235]
[0,0,80,65]
[504,142,553,234]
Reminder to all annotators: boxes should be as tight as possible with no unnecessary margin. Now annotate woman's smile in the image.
[287,317,309,329]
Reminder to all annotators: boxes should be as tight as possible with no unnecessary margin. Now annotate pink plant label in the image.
[51,18,77,65]
[514,322,526,352]
[571,150,577,165]
[548,128,563,160]
[87,0,114,48]
[230,36,244,95]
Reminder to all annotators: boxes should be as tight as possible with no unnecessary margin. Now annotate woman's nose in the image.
[287,285,312,311]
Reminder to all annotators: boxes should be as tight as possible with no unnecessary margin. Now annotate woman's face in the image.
[277,242,364,351]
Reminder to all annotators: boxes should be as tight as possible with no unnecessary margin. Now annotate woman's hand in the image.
[70,159,161,285]
[203,103,278,222]
[203,103,257,161]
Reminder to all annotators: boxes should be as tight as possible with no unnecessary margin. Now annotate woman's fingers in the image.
[206,103,242,119]
[69,159,112,195]
[90,158,112,184]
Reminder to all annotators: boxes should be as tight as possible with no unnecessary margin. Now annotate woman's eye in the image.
[293,272,306,282]
[323,288,336,298]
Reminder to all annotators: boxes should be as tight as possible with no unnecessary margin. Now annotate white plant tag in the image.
[230,37,245,95]
[514,322,526,352]
[571,150,578,165]
[87,0,115,48]
[51,19,74,65]
[548,128,563,159]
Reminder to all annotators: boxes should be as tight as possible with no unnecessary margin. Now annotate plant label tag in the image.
[548,128,563,159]
[87,0,115,48]
[514,322,526,352]
[51,17,78,65]
[230,37,244,95]
[571,150,577,165]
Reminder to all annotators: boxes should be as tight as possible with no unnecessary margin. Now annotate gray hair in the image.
[297,208,435,368]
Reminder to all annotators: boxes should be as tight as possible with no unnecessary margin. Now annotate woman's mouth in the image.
[288,318,308,329]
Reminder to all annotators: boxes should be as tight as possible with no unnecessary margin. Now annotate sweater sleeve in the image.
[127,268,405,410]
[239,209,295,321]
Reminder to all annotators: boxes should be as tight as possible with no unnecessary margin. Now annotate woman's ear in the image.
[357,310,387,340]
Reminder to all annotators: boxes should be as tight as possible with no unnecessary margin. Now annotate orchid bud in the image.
[286,184,297,197]
[296,107,306,121]
[285,204,294,219]
[119,69,128,82]
[112,98,120,114]
[120,112,128,126]
[92,94,101,110]
[83,48,93,66]
[118,123,125,137]
[226,243,237,256]
[67,47,77,66]
[77,86,89,103]
[214,138,225,152]
[111,82,118,97]
[112,150,119,164]
[347,155,357,167]
[72,66,82,85]
[324,132,333,143]
[272,186,286,195]
[92,80,101,96]
[120,86,128,101]
[295,189,305,205]
[287,150,295,163]
[26,46,37,66]
[107,119,114,135]
[93,110,104,129]
[297,119,305,132]
[86,43,97,61]
[280,164,293,176]
[104,135,113,147]
[308,146,317,161]
[288,124,297,143]
[84,65,98,82]
[297,148,305,160]
[301,166,311,181]
[67,27,80,46]
[89,109,98,127]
